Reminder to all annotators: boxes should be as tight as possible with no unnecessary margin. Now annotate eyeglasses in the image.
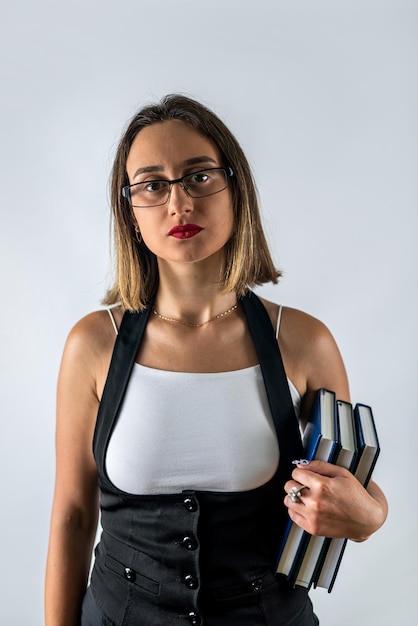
[121,167,234,208]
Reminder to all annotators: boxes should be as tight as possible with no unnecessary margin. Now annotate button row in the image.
[183,496,199,623]
[125,497,199,624]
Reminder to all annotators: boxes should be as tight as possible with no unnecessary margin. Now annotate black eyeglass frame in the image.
[121,166,234,208]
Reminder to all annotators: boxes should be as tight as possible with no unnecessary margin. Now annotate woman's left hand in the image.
[284,460,388,542]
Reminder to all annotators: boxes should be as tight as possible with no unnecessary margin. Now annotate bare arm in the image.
[277,306,388,540]
[45,314,110,625]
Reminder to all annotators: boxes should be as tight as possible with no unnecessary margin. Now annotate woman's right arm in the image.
[45,315,108,626]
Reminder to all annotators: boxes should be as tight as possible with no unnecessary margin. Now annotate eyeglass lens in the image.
[127,168,229,207]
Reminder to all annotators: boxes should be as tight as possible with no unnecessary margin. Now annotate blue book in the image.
[314,402,380,592]
[276,389,340,581]
[293,400,358,588]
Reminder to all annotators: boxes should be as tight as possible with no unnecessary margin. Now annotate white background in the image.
[1,1,417,624]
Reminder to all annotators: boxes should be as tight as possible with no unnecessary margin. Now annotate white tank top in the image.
[105,307,301,495]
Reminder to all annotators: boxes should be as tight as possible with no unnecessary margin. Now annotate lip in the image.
[167,224,204,239]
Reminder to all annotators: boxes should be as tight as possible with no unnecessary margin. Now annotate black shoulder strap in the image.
[93,306,152,478]
[240,291,303,471]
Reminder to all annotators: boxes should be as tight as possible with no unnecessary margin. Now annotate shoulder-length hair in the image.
[103,94,281,311]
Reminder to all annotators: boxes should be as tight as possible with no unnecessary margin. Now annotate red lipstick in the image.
[168,224,203,239]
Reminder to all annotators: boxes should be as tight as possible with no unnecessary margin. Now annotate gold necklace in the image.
[152,303,238,328]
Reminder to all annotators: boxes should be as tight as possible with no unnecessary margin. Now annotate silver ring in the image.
[288,485,307,503]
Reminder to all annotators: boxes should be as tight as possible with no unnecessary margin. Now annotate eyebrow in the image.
[132,155,218,180]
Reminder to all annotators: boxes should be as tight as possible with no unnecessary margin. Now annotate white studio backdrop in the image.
[1,1,417,624]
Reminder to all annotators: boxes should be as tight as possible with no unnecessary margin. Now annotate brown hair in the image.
[103,94,281,310]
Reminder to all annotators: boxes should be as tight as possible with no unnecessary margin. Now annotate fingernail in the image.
[291,459,310,465]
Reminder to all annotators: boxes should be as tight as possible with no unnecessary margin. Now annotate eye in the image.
[188,171,210,184]
[144,180,167,193]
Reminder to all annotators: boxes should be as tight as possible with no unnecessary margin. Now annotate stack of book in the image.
[276,388,380,592]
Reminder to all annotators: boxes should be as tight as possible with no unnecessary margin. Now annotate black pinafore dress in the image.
[85,292,319,625]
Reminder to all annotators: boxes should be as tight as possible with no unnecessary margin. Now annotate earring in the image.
[133,222,142,244]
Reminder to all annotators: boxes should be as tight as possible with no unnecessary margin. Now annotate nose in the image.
[167,181,193,215]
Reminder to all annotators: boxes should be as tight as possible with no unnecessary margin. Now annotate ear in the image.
[132,217,142,243]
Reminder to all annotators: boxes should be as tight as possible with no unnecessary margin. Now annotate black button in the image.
[250,578,263,592]
[250,579,263,592]
[183,496,198,512]
[183,574,198,589]
[182,535,198,551]
[187,611,201,625]
[124,567,136,582]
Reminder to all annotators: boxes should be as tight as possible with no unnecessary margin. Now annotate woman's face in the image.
[125,120,234,268]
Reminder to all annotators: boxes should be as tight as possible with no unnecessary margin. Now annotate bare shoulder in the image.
[60,306,123,399]
[259,297,350,408]
[258,297,330,344]
[65,306,122,358]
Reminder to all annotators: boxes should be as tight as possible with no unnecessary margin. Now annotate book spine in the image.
[285,390,339,586]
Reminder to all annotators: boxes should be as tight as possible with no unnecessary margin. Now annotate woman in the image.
[45,94,387,625]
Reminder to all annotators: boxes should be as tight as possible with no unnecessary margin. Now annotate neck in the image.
[155,259,237,326]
